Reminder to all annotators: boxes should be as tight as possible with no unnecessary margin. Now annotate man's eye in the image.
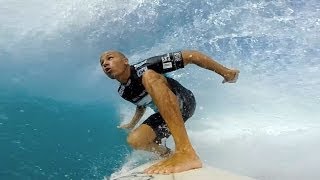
[108,57,113,60]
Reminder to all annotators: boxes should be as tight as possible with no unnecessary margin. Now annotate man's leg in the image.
[127,124,170,156]
[142,70,202,174]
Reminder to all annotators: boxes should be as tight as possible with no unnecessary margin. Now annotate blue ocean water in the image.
[1,0,319,179]
[0,93,129,179]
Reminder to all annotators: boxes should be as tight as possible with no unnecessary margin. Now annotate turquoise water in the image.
[1,0,320,179]
[0,93,128,179]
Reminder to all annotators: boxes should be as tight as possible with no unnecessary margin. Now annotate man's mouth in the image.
[105,68,111,73]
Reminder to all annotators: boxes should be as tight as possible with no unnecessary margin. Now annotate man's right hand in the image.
[117,123,135,130]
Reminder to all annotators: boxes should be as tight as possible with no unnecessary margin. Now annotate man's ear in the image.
[124,58,129,65]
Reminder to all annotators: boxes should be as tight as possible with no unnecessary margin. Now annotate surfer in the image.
[100,50,239,174]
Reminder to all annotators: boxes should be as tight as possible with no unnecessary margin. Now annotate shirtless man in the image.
[100,50,239,174]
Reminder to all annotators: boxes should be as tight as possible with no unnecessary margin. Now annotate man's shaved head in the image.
[100,50,127,64]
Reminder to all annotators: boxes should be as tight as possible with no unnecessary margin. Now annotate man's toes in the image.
[161,168,172,174]
[145,161,165,174]
[164,165,176,174]
[157,167,169,174]
[145,165,156,174]
[152,168,161,174]
[154,165,170,174]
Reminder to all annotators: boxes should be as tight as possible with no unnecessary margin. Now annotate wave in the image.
[1,0,319,179]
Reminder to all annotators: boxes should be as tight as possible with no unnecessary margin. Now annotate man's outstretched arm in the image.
[181,50,239,83]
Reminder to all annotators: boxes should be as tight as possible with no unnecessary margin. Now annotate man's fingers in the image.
[117,124,133,130]
[117,125,126,129]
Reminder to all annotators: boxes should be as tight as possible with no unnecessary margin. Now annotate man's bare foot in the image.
[145,150,202,174]
[222,69,240,83]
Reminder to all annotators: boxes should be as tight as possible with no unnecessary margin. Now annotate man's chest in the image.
[118,78,148,104]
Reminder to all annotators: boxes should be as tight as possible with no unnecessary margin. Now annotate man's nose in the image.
[102,61,109,67]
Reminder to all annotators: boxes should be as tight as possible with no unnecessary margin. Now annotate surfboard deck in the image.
[108,160,256,180]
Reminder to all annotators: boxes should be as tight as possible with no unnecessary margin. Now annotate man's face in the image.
[100,51,128,79]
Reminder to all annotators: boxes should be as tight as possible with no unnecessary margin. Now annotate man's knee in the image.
[127,125,157,149]
[127,130,150,149]
[127,132,139,149]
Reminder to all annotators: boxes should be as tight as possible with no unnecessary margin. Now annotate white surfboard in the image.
[108,161,256,180]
